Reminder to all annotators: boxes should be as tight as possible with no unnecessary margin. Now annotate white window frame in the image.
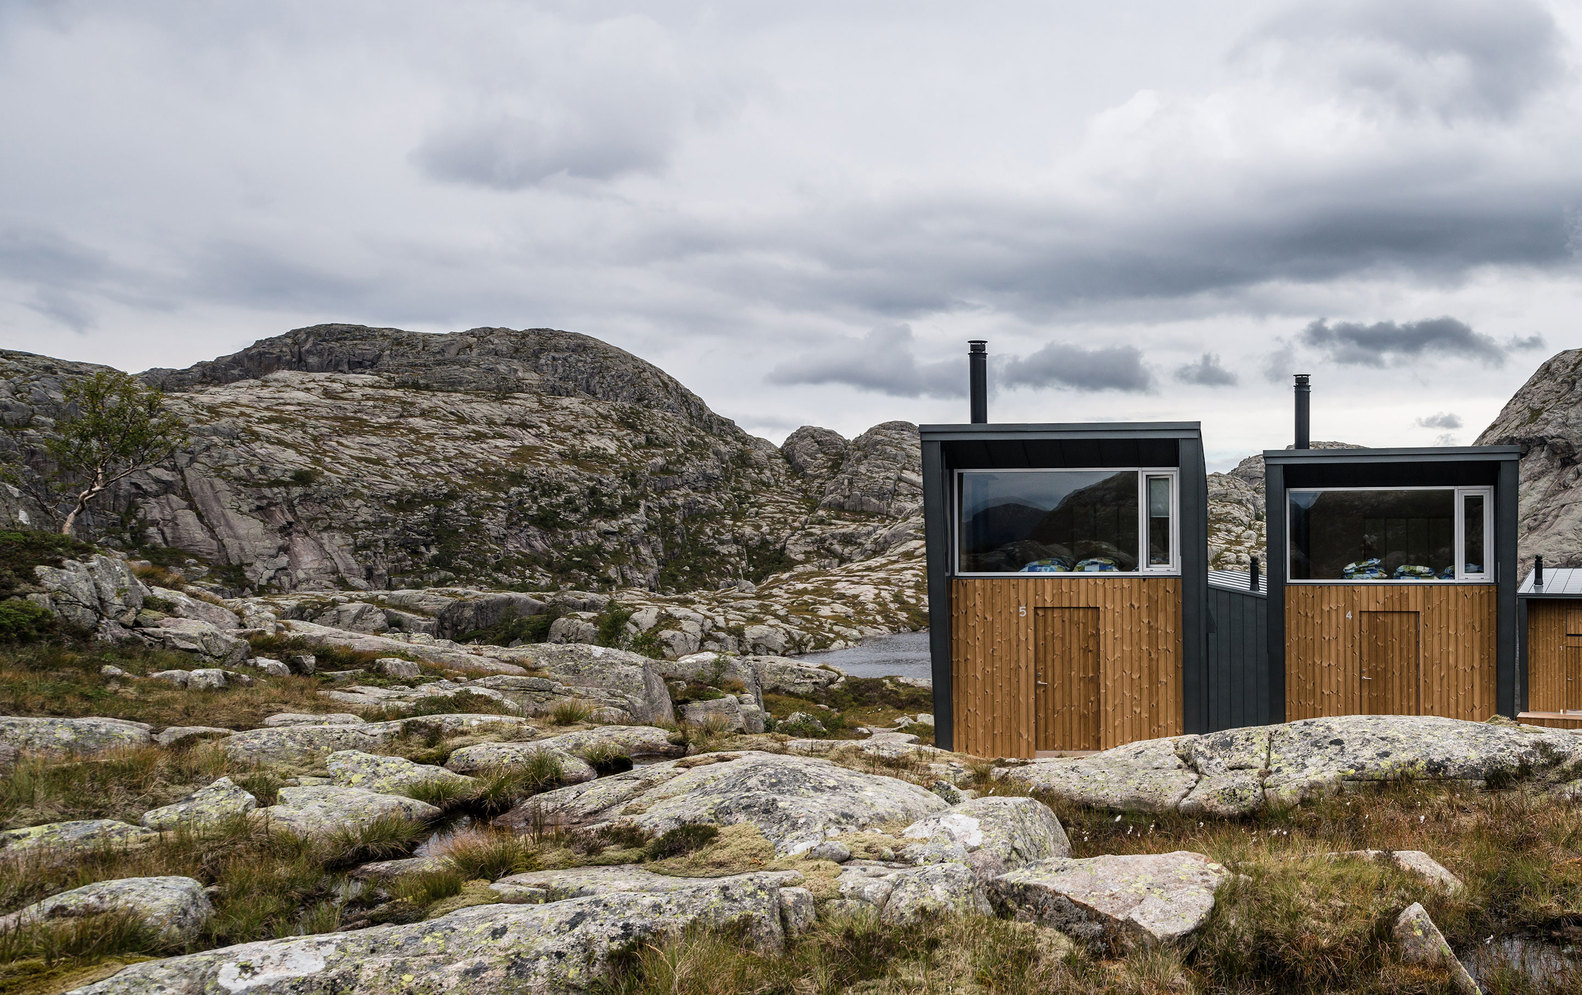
[1285,484,1494,584]
[953,467,1180,578]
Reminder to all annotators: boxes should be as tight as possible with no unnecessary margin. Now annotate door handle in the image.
[1036,681,1049,687]
[1360,675,1372,681]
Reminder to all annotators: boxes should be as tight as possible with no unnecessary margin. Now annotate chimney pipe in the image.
[1249,555,1261,592]
[1294,374,1311,450]
[969,340,988,424]
[1536,555,1545,588]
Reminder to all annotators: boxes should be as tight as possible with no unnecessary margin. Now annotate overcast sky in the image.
[2,1,1580,469]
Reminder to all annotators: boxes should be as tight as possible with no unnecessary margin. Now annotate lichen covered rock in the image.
[0,716,152,762]
[253,785,440,837]
[443,742,596,784]
[326,750,477,795]
[502,750,948,855]
[67,872,803,994]
[901,796,1070,879]
[0,819,156,857]
[0,875,213,942]
[141,777,257,830]
[989,851,1227,952]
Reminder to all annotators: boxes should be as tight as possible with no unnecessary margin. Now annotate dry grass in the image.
[0,742,239,830]
[0,641,342,728]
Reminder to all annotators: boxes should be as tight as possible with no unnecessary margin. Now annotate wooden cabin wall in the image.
[1524,600,1582,714]
[950,577,1182,758]
[1285,585,1497,721]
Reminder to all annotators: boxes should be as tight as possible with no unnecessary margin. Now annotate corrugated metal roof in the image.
[1208,569,1267,596]
[1519,567,1582,598]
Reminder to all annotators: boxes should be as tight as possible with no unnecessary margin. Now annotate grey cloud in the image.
[1300,317,1507,367]
[1433,432,1460,446]
[1260,342,1299,384]
[1000,342,1154,393]
[1248,0,1565,120]
[1416,411,1463,429]
[1174,353,1238,387]
[1507,333,1547,350]
[767,324,961,398]
[412,111,674,189]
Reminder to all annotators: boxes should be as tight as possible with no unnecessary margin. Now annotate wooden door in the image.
[1565,644,1582,712]
[1360,611,1421,715]
[1034,608,1100,751]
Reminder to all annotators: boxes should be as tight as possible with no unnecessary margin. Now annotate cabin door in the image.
[1359,611,1421,715]
[1034,607,1100,751]
[1564,644,1582,712]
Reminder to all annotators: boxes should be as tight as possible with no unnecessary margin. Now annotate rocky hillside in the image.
[1478,348,1582,574]
[0,327,922,612]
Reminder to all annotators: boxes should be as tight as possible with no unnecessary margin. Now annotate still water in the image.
[797,631,932,683]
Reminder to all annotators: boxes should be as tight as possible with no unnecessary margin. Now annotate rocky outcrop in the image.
[489,866,803,903]
[68,871,810,995]
[222,715,532,765]
[135,618,249,664]
[989,852,1228,952]
[1479,348,1582,572]
[253,785,440,837]
[994,716,1582,816]
[319,680,519,714]
[501,751,949,855]
[140,777,258,830]
[0,819,156,857]
[325,751,477,795]
[900,796,1071,880]
[2,328,925,611]
[493,643,675,724]
[0,716,152,763]
[833,861,991,925]
[0,876,213,943]
[1393,902,1481,994]
[30,554,148,634]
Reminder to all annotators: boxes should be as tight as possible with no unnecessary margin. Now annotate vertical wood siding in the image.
[1525,600,1582,714]
[950,577,1182,758]
[1285,584,1497,720]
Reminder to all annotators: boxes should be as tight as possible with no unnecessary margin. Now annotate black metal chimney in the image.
[969,340,988,424]
[1294,374,1311,449]
[1249,555,1261,592]
[1535,555,1545,588]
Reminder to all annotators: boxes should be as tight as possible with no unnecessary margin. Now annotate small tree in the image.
[44,371,188,537]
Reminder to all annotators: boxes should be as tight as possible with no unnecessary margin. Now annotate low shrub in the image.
[440,829,540,880]
[548,700,594,726]
[644,824,718,861]
[0,599,56,643]
[580,742,633,776]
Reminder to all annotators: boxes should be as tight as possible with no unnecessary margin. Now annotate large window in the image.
[1288,486,1492,582]
[956,468,1178,575]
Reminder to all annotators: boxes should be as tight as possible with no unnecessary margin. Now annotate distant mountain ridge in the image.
[0,325,922,601]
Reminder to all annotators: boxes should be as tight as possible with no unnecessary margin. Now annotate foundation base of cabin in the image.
[950,576,1182,758]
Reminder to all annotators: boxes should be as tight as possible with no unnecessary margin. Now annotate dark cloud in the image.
[1000,342,1154,393]
[1507,333,1547,351]
[767,324,961,398]
[1416,411,1463,429]
[1249,0,1565,120]
[1175,353,1238,387]
[0,226,121,332]
[1300,316,1507,367]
